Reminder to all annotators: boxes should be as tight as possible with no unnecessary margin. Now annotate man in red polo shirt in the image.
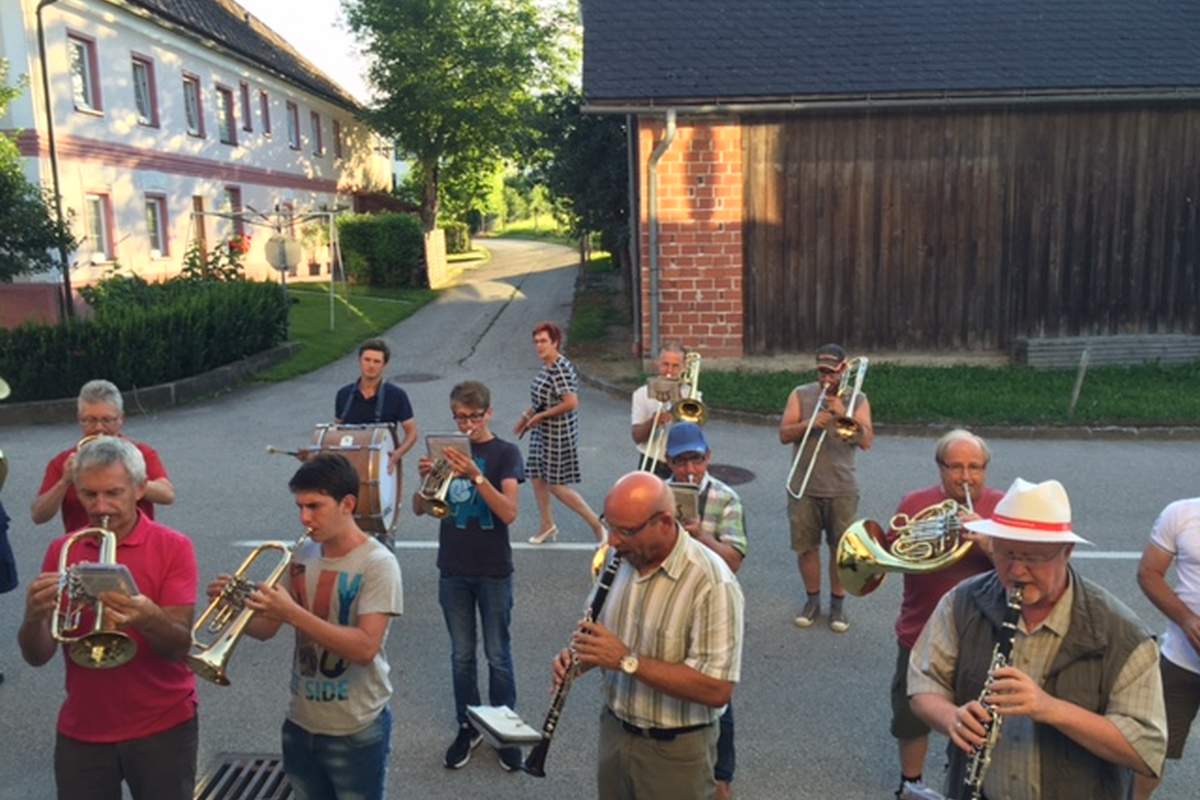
[19,436,198,800]
[890,429,1003,800]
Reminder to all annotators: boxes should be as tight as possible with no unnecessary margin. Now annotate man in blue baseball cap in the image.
[665,422,747,800]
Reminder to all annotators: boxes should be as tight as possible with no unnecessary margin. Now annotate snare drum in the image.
[308,424,401,535]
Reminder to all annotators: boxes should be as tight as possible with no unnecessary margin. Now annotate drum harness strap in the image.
[340,379,388,423]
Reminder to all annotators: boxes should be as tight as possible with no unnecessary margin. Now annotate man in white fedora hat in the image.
[907,478,1166,800]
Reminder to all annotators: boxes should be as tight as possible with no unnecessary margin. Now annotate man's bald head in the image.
[605,472,673,520]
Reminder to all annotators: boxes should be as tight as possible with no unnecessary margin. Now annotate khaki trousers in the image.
[598,709,718,800]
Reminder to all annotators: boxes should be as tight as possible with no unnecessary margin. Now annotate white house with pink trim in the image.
[1,0,392,285]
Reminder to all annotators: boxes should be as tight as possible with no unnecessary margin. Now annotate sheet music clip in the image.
[466,705,545,748]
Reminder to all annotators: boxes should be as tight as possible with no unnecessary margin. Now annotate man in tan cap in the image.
[908,478,1167,800]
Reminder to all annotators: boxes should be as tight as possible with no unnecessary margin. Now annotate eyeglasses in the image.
[938,461,987,475]
[452,412,487,423]
[994,546,1066,565]
[600,511,664,538]
[668,453,706,466]
[79,416,120,426]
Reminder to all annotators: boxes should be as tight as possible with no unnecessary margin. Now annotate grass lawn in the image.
[487,217,577,247]
[447,247,489,264]
[697,361,1200,426]
[259,285,435,381]
[569,255,626,346]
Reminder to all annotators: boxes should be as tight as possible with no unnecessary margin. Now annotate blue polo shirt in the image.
[335,380,414,425]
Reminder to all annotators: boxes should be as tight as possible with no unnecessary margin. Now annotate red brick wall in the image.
[638,116,744,357]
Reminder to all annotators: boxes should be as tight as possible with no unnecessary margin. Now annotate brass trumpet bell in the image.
[67,631,137,669]
[52,521,138,669]
[673,397,707,426]
[835,503,974,597]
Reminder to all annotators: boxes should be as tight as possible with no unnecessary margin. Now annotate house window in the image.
[224,187,244,237]
[145,195,168,257]
[239,82,252,132]
[332,119,343,159]
[260,90,271,135]
[183,74,204,137]
[286,101,300,149]
[310,111,323,155]
[131,55,157,126]
[216,85,237,145]
[85,193,113,261]
[68,34,101,112]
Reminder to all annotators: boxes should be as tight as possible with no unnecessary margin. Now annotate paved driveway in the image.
[0,238,1195,799]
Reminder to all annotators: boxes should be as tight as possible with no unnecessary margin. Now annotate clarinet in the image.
[963,585,1024,800]
[523,550,623,777]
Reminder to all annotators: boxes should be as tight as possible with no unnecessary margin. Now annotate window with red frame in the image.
[239,82,252,132]
[260,91,271,135]
[131,55,158,126]
[183,74,204,137]
[145,195,169,257]
[286,101,300,149]
[68,34,101,112]
[216,86,237,145]
[224,187,244,238]
[310,110,323,155]
[333,119,343,159]
[85,193,114,261]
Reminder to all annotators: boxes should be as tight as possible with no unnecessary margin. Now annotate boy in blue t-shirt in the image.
[416,380,525,771]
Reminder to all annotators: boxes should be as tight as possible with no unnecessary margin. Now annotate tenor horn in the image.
[52,517,138,669]
[188,529,309,685]
[835,499,973,596]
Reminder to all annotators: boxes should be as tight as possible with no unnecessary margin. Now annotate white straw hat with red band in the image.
[963,478,1091,544]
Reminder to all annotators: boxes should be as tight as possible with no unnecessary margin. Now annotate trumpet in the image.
[52,517,138,669]
[785,356,868,499]
[188,528,309,685]
[835,499,974,596]
[414,458,454,518]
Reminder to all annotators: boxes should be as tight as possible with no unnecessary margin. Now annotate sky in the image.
[237,0,372,104]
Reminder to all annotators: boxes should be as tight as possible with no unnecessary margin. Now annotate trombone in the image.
[52,517,138,669]
[639,353,708,474]
[188,528,309,685]
[638,378,679,474]
[675,352,707,425]
[414,458,454,518]
[785,357,869,500]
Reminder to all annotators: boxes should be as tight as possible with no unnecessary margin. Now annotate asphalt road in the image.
[0,238,1196,799]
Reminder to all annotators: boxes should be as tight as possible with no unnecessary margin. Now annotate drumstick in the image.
[266,445,305,460]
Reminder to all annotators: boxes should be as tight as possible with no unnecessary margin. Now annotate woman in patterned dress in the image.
[514,322,604,544]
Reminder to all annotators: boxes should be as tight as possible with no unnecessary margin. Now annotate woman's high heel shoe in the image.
[528,525,558,544]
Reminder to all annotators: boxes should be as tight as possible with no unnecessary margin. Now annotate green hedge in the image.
[337,213,425,287]
[0,280,288,402]
[441,221,471,254]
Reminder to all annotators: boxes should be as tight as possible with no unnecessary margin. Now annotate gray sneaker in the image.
[830,604,849,633]
[897,779,945,800]
[793,597,820,628]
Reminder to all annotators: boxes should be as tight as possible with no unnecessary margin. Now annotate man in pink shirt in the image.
[889,429,1002,800]
[19,436,198,800]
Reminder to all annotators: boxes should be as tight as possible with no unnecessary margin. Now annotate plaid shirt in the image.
[909,575,1167,800]
[696,475,748,557]
[597,528,744,729]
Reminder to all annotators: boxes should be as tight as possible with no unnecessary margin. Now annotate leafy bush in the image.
[0,279,287,402]
[441,221,471,254]
[337,213,424,287]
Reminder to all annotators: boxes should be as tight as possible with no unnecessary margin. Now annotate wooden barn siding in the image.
[742,106,1200,354]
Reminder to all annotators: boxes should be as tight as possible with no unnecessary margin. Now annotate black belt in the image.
[607,709,712,741]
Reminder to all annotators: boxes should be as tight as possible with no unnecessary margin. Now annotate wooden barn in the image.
[581,1,1200,359]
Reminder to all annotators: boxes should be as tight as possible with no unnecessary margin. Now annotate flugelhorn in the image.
[52,516,138,669]
[835,499,973,596]
[785,356,868,500]
[188,528,309,685]
[414,458,454,518]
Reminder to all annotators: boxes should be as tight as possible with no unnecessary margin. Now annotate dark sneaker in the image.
[443,723,483,769]
[793,596,820,628]
[497,746,523,772]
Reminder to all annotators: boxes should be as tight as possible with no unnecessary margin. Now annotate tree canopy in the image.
[343,0,566,231]
[0,62,76,282]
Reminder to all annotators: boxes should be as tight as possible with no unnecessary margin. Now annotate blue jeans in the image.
[438,574,517,725]
[281,706,391,800]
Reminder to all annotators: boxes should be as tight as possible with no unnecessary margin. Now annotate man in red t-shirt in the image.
[890,429,1003,800]
[31,379,174,532]
[19,436,198,800]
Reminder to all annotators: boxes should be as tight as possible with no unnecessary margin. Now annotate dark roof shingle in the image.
[128,0,361,111]
[582,1,1200,104]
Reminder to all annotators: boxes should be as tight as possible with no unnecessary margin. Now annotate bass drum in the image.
[309,424,401,537]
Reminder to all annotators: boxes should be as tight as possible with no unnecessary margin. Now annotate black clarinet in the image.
[963,585,1024,800]
[523,550,623,777]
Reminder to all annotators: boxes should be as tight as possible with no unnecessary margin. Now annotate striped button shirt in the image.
[597,527,744,729]
[909,575,1167,800]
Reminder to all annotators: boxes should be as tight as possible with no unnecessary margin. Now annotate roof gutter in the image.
[36,0,73,320]
[646,108,676,360]
[583,87,1200,116]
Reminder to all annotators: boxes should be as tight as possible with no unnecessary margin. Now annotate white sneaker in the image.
[898,779,946,800]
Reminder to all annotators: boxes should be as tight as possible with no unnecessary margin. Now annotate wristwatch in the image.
[472,474,485,486]
[620,654,639,675]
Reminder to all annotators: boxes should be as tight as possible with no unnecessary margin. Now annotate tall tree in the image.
[0,64,76,282]
[343,0,562,231]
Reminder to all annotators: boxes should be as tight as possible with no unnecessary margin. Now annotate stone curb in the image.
[0,342,300,426]
[575,368,1200,442]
